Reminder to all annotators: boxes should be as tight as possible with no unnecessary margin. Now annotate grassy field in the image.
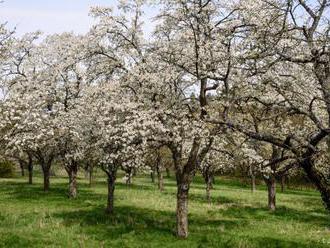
[0,173,329,248]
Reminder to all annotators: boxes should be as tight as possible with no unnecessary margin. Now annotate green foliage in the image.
[0,160,15,178]
[0,175,329,247]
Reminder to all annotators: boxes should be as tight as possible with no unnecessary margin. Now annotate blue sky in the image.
[0,0,129,36]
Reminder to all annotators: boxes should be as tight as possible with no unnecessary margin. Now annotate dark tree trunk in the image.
[27,157,33,185]
[157,166,164,192]
[150,171,155,183]
[205,176,212,204]
[176,180,189,238]
[265,176,276,211]
[19,162,25,177]
[210,175,215,189]
[84,169,89,179]
[89,165,93,187]
[68,163,78,199]
[106,173,116,214]
[280,176,285,193]
[43,166,50,192]
[37,154,53,192]
[166,168,171,178]
[301,159,330,211]
[250,164,256,193]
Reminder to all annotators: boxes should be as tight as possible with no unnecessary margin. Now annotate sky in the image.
[0,0,151,37]
[0,0,325,38]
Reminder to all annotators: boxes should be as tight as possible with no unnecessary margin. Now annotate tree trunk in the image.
[206,176,212,204]
[176,181,189,238]
[166,168,171,178]
[251,174,256,193]
[150,171,155,183]
[68,164,78,199]
[19,162,25,177]
[28,159,33,185]
[301,159,330,211]
[210,175,215,189]
[89,166,93,187]
[43,167,50,192]
[157,166,164,192]
[280,176,285,193]
[250,164,256,193]
[84,169,89,179]
[38,155,53,192]
[106,173,116,214]
[126,170,132,186]
[265,176,276,211]
[171,138,201,239]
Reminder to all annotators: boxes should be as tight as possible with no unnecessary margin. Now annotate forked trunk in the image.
[38,155,53,192]
[172,137,201,239]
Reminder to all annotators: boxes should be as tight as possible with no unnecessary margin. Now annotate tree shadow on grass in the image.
[0,233,36,248]
[190,192,235,205]
[53,205,241,240]
[239,236,323,248]
[52,205,327,248]
[0,180,106,207]
[214,204,330,228]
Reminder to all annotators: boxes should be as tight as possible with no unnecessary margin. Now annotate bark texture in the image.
[43,167,50,192]
[302,158,330,210]
[39,156,53,192]
[265,176,276,211]
[19,161,25,177]
[106,172,116,214]
[68,162,78,198]
[27,156,33,185]
[157,166,164,192]
[250,164,256,193]
[176,181,189,238]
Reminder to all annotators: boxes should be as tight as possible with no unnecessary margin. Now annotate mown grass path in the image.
[0,175,329,247]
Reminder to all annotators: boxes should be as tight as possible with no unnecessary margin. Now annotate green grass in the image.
[0,173,329,248]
